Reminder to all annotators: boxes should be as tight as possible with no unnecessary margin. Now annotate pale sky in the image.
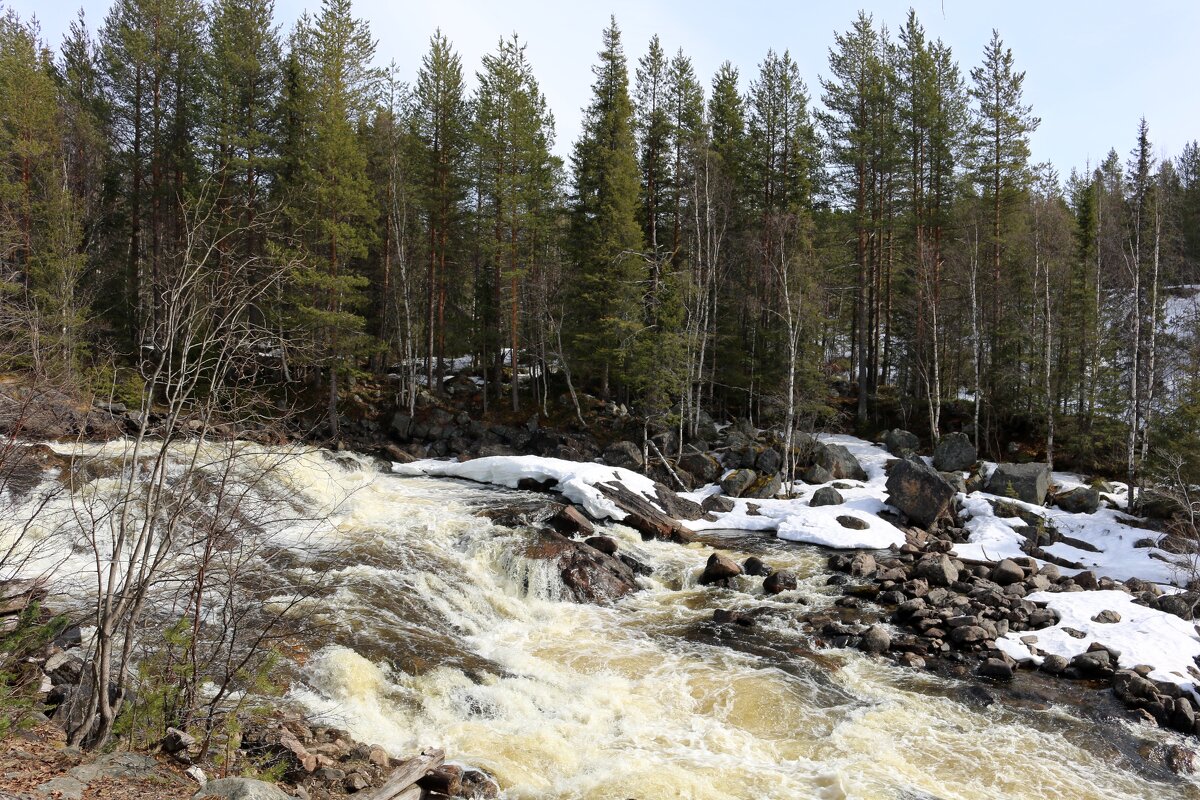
[16,0,1200,178]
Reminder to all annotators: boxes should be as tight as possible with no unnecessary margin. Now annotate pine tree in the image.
[567,16,643,399]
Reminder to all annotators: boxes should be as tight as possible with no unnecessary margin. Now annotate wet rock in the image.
[462,769,501,799]
[595,482,696,543]
[525,530,639,603]
[1165,744,1197,775]
[990,559,1025,586]
[418,765,464,796]
[720,468,757,498]
[764,570,797,594]
[1071,649,1114,677]
[932,432,976,473]
[1040,654,1069,674]
[837,515,868,530]
[849,553,877,577]
[1092,609,1121,624]
[978,658,1014,681]
[961,686,997,707]
[897,652,926,669]
[986,463,1051,505]
[547,505,595,538]
[809,486,843,507]
[713,608,755,627]
[859,625,891,654]
[884,428,920,457]
[584,536,618,555]
[726,558,761,580]
[619,553,653,576]
[702,494,736,514]
[603,441,644,470]
[699,552,743,586]
[1054,486,1100,514]
[885,458,956,529]
[914,554,959,587]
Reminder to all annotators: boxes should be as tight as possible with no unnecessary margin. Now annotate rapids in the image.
[5,442,1199,799]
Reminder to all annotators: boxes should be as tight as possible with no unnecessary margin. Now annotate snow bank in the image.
[393,455,660,522]
[999,590,1200,693]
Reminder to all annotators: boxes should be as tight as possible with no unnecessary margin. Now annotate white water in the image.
[5,444,1200,799]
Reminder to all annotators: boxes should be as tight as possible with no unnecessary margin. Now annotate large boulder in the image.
[604,441,644,470]
[1054,486,1100,514]
[809,486,843,507]
[932,432,976,472]
[884,428,920,457]
[755,448,782,475]
[885,458,956,529]
[743,472,781,499]
[194,779,291,800]
[987,463,1051,505]
[525,530,639,603]
[914,553,959,587]
[678,451,722,484]
[720,468,757,498]
[699,552,743,585]
[816,443,868,482]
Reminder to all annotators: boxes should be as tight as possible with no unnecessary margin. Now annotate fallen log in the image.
[367,748,445,800]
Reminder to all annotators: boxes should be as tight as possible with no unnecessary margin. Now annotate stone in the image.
[1092,609,1121,624]
[743,472,782,499]
[1054,486,1100,514]
[885,458,956,529]
[547,505,595,537]
[1155,592,1200,620]
[801,464,834,485]
[764,570,797,594]
[702,494,736,514]
[719,468,757,498]
[193,778,291,800]
[914,554,959,588]
[162,727,196,755]
[978,658,1015,681]
[939,472,967,493]
[990,559,1025,586]
[884,428,920,456]
[986,463,1051,505]
[698,552,743,585]
[584,536,618,555]
[418,766,464,796]
[859,625,891,654]
[525,529,639,603]
[949,625,989,644]
[603,441,644,469]
[1071,649,1113,677]
[679,452,722,484]
[809,486,843,507]
[849,553,877,577]
[344,773,370,793]
[1041,654,1069,674]
[756,448,782,475]
[742,556,770,576]
[837,515,869,530]
[367,746,390,769]
[389,412,413,440]
[932,432,977,472]
[816,444,868,481]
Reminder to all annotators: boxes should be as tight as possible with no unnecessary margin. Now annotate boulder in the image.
[755,448,782,475]
[849,552,877,577]
[939,471,967,493]
[743,472,781,499]
[809,486,843,507]
[1092,609,1121,624]
[525,530,639,603]
[763,570,797,594]
[914,554,959,587]
[885,458,956,529]
[1054,486,1100,515]
[547,505,594,537]
[932,432,976,472]
[604,441,644,470]
[742,557,770,576]
[801,464,833,485]
[193,779,291,800]
[679,452,722,484]
[986,463,1051,505]
[990,559,1025,586]
[859,625,891,654]
[698,552,743,585]
[701,494,735,514]
[720,469,757,498]
[884,428,920,457]
[978,658,1015,682]
[584,536,618,555]
[837,515,868,530]
[816,443,868,482]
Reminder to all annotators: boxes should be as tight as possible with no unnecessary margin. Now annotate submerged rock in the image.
[699,552,743,586]
[525,530,639,603]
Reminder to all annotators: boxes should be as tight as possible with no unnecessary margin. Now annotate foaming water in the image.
[7,444,1197,799]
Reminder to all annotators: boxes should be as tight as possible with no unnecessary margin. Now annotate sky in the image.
[15,0,1200,178]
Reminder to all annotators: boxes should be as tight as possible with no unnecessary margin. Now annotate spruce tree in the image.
[567,16,643,399]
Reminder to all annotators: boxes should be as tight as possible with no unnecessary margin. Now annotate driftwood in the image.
[368,747,445,800]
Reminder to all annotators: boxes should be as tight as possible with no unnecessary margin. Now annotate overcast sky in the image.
[17,0,1200,177]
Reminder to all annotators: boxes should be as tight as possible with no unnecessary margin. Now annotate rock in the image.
[418,765,464,796]
[698,552,743,586]
[939,471,967,493]
[949,625,989,644]
[604,441,644,470]
[816,444,868,481]
[720,468,757,498]
[859,625,891,654]
[961,686,997,707]
[763,570,797,594]
[584,536,618,555]
[884,429,920,457]
[756,448,782,475]
[367,746,390,769]
[1054,486,1100,514]
[1092,609,1121,624]
[914,554,959,587]
[932,432,976,472]
[1164,744,1197,775]
[162,727,196,755]
[701,494,736,514]
[1040,654,1069,674]
[809,486,843,507]
[742,557,770,577]
[986,463,1051,505]
[849,553,877,577]
[1113,670,1158,702]
[652,483,705,520]
[389,412,413,441]
[186,766,207,786]
[990,559,1025,586]
[595,482,696,543]
[547,505,595,537]
[713,608,755,626]
[1156,592,1200,620]
[801,464,834,485]
[193,778,291,800]
[344,773,370,793]
[1071,649,1113,677]
[978,658,1015,681]
[885,458,956,529]
[525,530,639,603]
[743,472,781,499]
[679,452,722,484]
[462,769,501,799]
[836,515,868,530]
